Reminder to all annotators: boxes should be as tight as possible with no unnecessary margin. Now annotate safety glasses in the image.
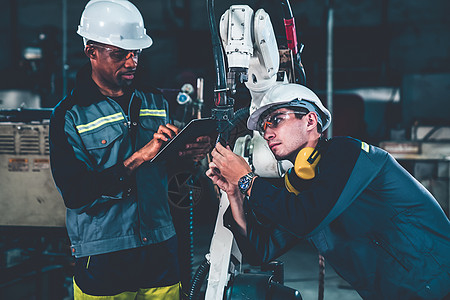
[90,44,142,62]
[257,111,306,135]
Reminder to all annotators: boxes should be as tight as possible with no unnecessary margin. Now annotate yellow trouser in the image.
[74,278,181,300]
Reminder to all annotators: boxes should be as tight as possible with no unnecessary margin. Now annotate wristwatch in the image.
[238,172,257,195]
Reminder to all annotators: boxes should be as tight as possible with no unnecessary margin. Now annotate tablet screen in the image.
[151,118,217,163]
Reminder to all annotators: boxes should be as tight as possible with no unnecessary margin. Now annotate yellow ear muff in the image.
[284,144,324,194]
[294,147,321,180]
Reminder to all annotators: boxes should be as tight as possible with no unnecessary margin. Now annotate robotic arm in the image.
[219,5,281,112]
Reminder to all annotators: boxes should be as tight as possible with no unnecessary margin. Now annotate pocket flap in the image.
[80,124,123,150]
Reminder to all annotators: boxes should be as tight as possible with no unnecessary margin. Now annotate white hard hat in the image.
[247,83,332,132]
[77,0,153,50]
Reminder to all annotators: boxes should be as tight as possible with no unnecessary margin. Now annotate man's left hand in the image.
[179,136,212,163]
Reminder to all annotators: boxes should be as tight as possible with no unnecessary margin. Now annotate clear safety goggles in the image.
[257,111,306,135]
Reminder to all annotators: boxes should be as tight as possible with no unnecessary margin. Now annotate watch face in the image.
[238,173,254,194]
[239,177,251,190]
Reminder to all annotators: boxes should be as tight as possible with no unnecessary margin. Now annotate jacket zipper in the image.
[106,93,144,243]
[126,92,135,133]
[106,94,134,133]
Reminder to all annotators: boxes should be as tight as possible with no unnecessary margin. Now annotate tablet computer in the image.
[151,118,217,163]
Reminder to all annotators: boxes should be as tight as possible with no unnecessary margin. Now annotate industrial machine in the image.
[188,1,305,299]
[0,105,70,299]
[0,113,65,227]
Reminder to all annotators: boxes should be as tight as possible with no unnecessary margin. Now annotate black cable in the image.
[206,0,228,107]
[207,0,235,146]
[187,258,210,300]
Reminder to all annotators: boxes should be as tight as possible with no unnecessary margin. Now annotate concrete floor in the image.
[192,223,362,300]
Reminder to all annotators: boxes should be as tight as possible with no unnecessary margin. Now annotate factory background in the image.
[0,0,449,299]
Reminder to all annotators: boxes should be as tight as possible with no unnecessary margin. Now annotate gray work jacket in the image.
[50,65,175,258]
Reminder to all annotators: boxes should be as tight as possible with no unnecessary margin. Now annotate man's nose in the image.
[124,55,138,67]
[263,128,275,140]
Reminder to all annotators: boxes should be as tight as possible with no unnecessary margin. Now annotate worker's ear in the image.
[305,112,318,131]
[84,45,96,59]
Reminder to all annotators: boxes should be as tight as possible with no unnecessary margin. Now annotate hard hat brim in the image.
[78,30,153,50]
